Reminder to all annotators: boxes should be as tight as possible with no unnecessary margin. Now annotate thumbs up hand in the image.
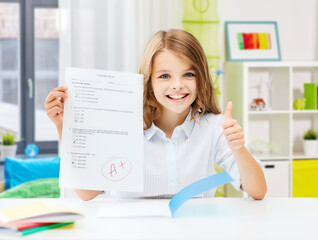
[222,102,245,152]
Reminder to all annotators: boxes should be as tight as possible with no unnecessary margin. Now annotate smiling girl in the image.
[45,29,267,201]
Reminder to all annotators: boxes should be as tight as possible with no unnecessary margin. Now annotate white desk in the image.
[1,198,318,240]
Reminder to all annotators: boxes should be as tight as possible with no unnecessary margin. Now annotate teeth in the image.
[169,94,186,99]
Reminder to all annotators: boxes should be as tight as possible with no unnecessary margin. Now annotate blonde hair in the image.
[139,29,220,130]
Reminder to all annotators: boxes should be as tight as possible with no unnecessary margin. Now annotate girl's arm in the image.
[74,189,103,201]
[222,102,267,200]
[232,147,267,200]
[45,87,102,201]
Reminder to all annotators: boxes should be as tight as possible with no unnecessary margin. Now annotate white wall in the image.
[218,0,318,109]
[218,0,318,62]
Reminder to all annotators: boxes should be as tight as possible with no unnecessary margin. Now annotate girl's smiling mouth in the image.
[166,93,189,101]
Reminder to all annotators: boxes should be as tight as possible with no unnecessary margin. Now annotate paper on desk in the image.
[59,68,144,192]
[98,201,171,218]
[98,172,233,218]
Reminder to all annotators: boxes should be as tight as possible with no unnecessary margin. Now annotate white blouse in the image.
[111,110,260,199]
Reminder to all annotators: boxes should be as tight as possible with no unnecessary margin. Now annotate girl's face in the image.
[151,49,198,116]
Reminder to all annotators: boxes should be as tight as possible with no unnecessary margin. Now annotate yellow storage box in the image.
[293,159,318,197]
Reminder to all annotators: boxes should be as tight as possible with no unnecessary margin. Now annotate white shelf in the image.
[248,110,318,115]
[293,153,318,159]
[292,110,318,114]
[225,61,318,198]
[257,156,290,161]
[248,110,290,115]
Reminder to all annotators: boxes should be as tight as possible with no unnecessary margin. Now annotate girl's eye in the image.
[184,72,195,77]
[159,74,170,79]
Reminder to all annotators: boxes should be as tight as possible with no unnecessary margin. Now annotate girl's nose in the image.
[172,78,184,91]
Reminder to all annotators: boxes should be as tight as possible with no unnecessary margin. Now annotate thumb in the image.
[225,101,233,120]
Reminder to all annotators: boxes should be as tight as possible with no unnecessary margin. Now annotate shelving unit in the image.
[225,62,318,197]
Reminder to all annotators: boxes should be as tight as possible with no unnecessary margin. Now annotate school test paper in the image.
[59,68,144,192]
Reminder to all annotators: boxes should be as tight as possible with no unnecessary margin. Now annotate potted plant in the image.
[0,132,17,161]
[303,129,318,156]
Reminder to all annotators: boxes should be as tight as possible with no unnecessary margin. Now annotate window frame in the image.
[0,0,59,154]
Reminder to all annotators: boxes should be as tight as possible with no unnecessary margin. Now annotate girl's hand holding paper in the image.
[45,86,68,127]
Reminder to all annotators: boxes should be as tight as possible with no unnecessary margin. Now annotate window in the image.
[0,0,59,154]
[34,8,59,142]
[0,1,20,146]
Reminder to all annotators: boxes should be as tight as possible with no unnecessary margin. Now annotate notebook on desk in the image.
[0,201,83,223]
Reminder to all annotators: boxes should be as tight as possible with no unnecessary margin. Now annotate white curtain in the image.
[58,0,183,85]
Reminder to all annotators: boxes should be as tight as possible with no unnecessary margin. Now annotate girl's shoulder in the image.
[190,112,225,137]
[198,112,225,125]
[193,112,225,134]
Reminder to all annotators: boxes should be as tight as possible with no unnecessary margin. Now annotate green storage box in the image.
[304,83,317,109]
